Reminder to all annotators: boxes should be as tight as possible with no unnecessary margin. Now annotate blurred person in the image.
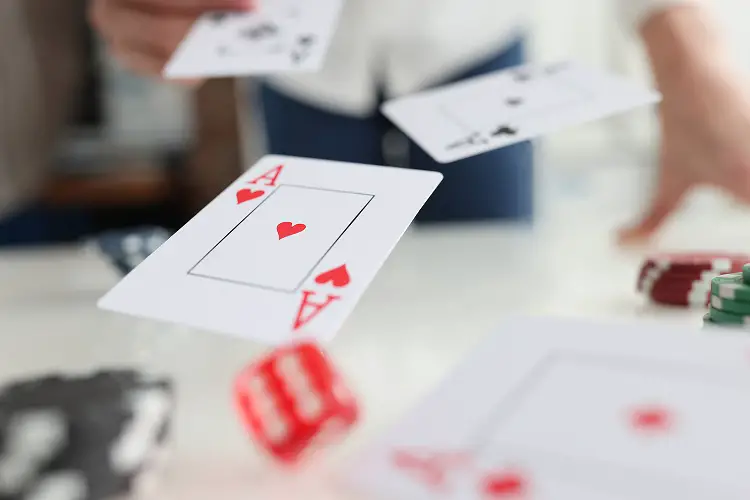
[91,0,750,240]
[0,0,89,245]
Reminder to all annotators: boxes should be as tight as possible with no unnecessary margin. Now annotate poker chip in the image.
[648,285,709,308]
[702,272,750,329]
[710,294,750,315]
[0,369,175,499]
[701,312,727,329]
[87,227,172,276]
[710,273,750,303]
[637,266,718,294]
[0,409,68,498]
[708,306,750,326]
[743,263,750,286]
[637,252,750,309]
[642,252,750,273]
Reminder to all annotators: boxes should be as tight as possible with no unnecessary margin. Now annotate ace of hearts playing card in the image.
[343,316,750,500]
[97,155,442,345]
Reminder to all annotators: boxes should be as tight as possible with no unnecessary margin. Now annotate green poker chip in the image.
[708,306,750,326]
[711,273,750,303]
[744,263,750,285]
[703,312,742,330]
[702,312,719,328]
[709,294,750,314]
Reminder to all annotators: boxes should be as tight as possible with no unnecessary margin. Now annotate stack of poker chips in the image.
[704,265,750,328]
[86,227,172,277]
[0,370,174,500]
[637,252,750,308]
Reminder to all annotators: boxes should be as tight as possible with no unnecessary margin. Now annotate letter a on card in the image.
[248,164,284,187]
[293,291,340,331]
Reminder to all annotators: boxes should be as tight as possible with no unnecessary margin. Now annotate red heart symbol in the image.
[482,471,526,498]
[236,188,264,204]
[277,222,306,240]
[315,264,350,288]
[630,405,671,432]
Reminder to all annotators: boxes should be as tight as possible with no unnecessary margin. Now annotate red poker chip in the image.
[638,269,715,294]
[637,253,749,292]
[642,252,750,272]
[637,267,718,292]
[645,276,711,308]
[649,282,709,298]
[647,289,709,308]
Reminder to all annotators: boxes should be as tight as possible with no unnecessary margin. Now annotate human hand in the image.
[89,0,253,82]
[618,6,750,245]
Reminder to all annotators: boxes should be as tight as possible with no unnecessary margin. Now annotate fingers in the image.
[95,3,194,60]
[90,0,253,78]
[617,175,691,246]
[616,135,695,246]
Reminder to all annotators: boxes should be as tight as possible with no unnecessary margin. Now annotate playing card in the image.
[381,61,661,164]
[163,0,343,79]
[97,155,442,345]
[343,316,750,500]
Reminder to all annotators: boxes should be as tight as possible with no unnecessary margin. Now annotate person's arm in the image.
[622,1,725,89]
[616,1,750,244]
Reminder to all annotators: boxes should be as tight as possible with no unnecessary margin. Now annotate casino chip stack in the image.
[637,252,750,308]
[88,227,172,276]
[0,370,174,500]
[705,265,750,328]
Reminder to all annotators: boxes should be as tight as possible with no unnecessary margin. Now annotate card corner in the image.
[95,293,113,311]
[161,65,182,80]
[432,154,455,165]
[379,101,396,116]
[431,170,446,182]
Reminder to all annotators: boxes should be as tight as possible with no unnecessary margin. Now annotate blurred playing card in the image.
[164,0,343,78]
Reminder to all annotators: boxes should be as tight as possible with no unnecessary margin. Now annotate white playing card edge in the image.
[380,104,471,164]
[96,294,311,346]
[261,154,446,179]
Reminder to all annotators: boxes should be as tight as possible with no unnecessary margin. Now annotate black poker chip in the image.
[0,409,69,499]
[0,370,175,500]
[88,227,172,276]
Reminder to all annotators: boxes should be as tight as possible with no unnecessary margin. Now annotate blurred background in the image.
[1,0,750,248]
[3,1,750,484]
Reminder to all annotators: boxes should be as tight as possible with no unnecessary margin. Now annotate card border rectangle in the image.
[186,183,374,293]
[469,351,750,498]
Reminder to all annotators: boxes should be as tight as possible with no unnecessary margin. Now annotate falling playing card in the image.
[343,316,750,500]
[381,61,661,164]
[163,0,343,79]
[97,155,442,345]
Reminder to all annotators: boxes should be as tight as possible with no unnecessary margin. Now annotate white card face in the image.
[97,155,442,345]
[343,316,750,500]
[381,61,661,164]
[163,0,343,79]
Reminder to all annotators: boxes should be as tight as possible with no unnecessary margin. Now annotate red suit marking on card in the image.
[631,406,672,432]
[248,164,284,186]
[277,222,306,239]
[236,188,264,204]
[481,470,526,498]
[391,451,472,490]
[293,291,340,330]
[315,264,350,288]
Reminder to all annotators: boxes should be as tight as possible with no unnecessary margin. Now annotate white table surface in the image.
[2,163,750,498]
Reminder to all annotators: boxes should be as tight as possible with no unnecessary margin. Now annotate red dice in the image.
[234,341,359,463]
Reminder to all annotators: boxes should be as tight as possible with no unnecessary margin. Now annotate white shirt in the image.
[266,0,690,117]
